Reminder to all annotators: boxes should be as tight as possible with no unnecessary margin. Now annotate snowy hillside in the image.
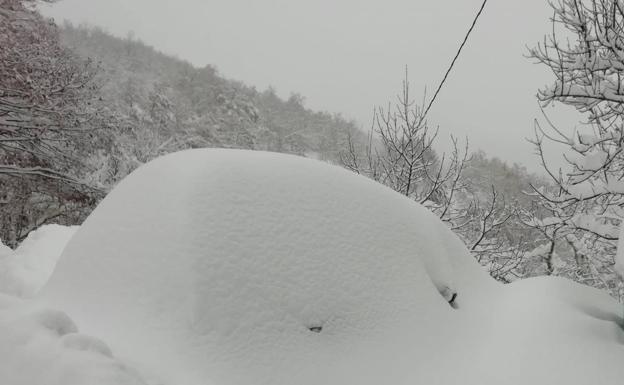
[0,150,622,385]
[4,0,624,383]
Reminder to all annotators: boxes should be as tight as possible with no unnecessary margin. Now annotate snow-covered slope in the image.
[33,149,623,385]
[0,225,78,298]
[0,293,147,385]
[0,240,11,259]
[485,277,624,384]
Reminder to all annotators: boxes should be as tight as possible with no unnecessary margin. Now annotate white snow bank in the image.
[617,226,624,278]
[469,277,624,385]
[0,293,147,385]
[37,149,624,385]
[0,240,11,258]
[0,225,78,298]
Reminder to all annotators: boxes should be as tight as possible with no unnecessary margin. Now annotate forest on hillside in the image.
[1,0,623,300]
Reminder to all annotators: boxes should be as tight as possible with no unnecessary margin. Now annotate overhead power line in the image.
[422,0,489,120]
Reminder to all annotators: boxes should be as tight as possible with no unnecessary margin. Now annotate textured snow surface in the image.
[32,149,624,385]
[0,240,11,258]
[0,294,147,385]
[0,225,78,297]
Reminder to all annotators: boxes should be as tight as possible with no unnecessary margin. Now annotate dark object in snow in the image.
[32,308,78,336]
[308,326,322,333]
[448,292,458,308]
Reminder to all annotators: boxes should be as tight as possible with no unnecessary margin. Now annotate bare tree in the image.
[341,71,469,221]
[468,187,516,260]
[518,203,567,276]
[341,71,521,278]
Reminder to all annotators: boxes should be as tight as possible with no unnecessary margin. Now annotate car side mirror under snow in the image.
[448,292,458,309]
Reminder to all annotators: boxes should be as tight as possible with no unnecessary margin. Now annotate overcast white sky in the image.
[41,0,578,173]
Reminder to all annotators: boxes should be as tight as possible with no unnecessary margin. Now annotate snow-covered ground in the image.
[0,294,147,385]
[1,149,623,385]
[0,225,78,298]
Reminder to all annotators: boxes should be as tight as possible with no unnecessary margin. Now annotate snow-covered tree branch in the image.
[527,0,624,296]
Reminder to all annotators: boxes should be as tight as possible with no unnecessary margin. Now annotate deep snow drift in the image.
[0,240,10,258]
[0,228,148,384]
[0,294,148,385]
[23,149,624,385]
[0,225,78,298]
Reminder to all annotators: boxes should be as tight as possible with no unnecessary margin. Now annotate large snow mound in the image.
[37,149,624,385]
[0,225,78,298]
[39,149,492,385]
